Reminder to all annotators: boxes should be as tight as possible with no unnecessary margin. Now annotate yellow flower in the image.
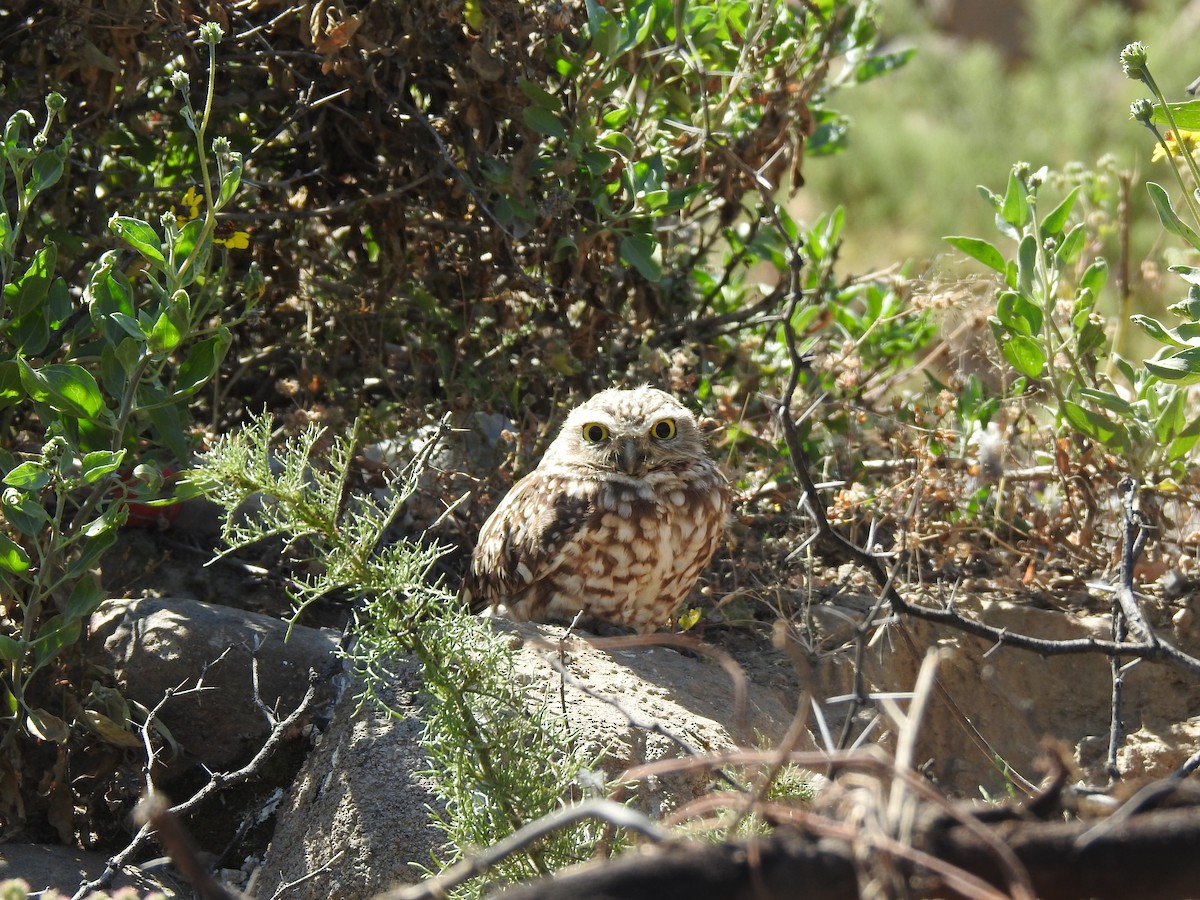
[1152,129,1200,162]
[175,187,205,227]
[214,230,250,250]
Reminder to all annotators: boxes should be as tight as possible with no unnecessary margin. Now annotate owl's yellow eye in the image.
[651,418,677,441]
[582,422,609,443]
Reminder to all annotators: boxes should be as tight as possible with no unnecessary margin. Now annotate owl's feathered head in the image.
[541,387,707,478]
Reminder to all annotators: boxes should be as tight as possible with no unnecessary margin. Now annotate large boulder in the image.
[253,621,808,898]
[251,656,441,899]
[87,597,344,774]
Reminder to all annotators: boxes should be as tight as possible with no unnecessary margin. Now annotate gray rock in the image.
[87,597,344,774]
[252,657,443,900]
[253,621,808,898]
[0,842,179,897]
[500,621,802,812]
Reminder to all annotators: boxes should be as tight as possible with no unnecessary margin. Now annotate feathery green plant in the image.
[187,414,610,894]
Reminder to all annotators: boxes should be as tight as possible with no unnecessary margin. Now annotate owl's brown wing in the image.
[462,471,594,613]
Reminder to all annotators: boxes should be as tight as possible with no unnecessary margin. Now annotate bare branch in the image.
[136,795,247,900]
[382,800,671,900]
[72,670,320,900]
[440,796,1200,900]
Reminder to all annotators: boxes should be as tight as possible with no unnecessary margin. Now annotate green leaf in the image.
[64,525,119,581]
[172,218,211,288]
[1078,388,1136,419]
[619,230,662,282]
[996,291,1043,336]
[1170,284,1200,321]
[585,0,619,57]
[108,311,146,340]
[4,109,34,150]
[854,48,915,84]
[80,449,125,485]
[1016,233,1037,297]
[218,153,243,207]
[463,0,484,29]
[639,188,671,211]
[1072,288,1097,327]
[944,236,1006,273]
[145,401,190,466]
[619,0,656,53]
[551,47,581,78]
[109,216,165,266]
[0,361,22,410]
[1169,264,1200,286]
[31,615,81,671]
[173,327,232,397]
[18,359,106,420]
[149,308,183,354]
[4,243,56,317]
[977,185,1002,215]
[1155,388,1187,444]
[552,235,578,262]
[1147,182,1200,250]
[3,487,49,537]
[82,501,127,538]
[1001,169,1030,229]
[1040,185,1080,238]
[29,146,66,195]
[0,633,23,661]
[602,106,632,129]
[1150,100,1200,131]
[517,77,562,112]
[1062,400,1130,451]
[999,333,1045,378]
[47,276,71,329]
[1079,258,1108,296]
[1145,346,1200,384]
[87,252,137,341]
[523,106,566,139]
[8,306,50,357]
[0,533,30,574]
[62,575,106,625]
[1167,414,1200,461]
[1131,314,1190,348]
[4,461,50,491]
[808,111,850,157]
[598,131,636,159]
[1056,223,1086,265]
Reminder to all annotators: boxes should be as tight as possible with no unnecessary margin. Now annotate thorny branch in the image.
[774,283,1200,684]
[71,670,321,900]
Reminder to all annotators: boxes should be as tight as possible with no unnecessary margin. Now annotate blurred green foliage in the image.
[809,0,1199,271]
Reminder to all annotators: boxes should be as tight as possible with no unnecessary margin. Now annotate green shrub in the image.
[187,414,607,893]
[0,24,250,836]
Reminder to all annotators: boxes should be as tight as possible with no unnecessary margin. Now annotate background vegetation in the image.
[810,0,1199,272]
[5,0,1200,895]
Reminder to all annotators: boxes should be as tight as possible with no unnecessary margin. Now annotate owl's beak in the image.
[616,438,644,476]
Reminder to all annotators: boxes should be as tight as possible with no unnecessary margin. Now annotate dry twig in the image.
[71,670,320,900]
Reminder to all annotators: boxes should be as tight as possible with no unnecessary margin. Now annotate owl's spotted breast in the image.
[462,387,730,631]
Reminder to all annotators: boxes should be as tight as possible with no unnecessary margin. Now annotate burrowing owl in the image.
[463,387,729,631]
